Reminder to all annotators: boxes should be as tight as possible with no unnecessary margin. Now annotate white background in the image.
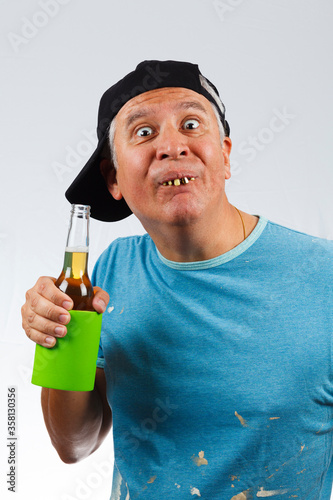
[1,1,332,499]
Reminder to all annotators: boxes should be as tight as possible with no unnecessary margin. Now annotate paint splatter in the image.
[190,486,201,497]
[107,306,114,313]
[147,476,156,484]
[269,417,280,420]
[230,491,251,500]
[175,483,181,489]
[235,411,248,427]
[192,451,208,466]
[256,487,288,497]
[119,307,124,314]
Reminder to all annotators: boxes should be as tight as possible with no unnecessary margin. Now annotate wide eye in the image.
[136,126,153,137]
[183,119,199,130]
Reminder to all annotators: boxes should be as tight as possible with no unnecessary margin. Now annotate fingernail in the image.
[97,299,106,310]
[55,326,65,337]
[45,337,55,346]
[62,300,72,310]
[59,314,69,324]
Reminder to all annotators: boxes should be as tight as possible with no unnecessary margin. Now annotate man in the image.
[22,61,333,499]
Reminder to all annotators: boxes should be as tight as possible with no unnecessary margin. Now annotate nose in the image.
[155,125,190,161]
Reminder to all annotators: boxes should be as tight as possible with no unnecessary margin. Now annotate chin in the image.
[164,206,204,227]
[133,197,207,230]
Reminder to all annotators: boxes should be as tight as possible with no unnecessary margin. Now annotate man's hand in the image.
[22,277,112,463]
[21,276,109,348]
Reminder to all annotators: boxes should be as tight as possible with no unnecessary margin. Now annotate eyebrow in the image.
[125,110,151,128]
[125,100,208,128]
[176,101,208,114]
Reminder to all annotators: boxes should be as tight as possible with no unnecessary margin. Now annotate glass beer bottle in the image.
[55,204,95,311]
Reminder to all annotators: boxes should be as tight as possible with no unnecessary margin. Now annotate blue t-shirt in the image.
[92,217,333,499]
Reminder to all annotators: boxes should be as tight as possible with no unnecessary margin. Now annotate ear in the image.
[100,159,123,201]
[222,137,232,180]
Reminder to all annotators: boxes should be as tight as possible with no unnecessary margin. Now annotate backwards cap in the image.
[65,60,229,222]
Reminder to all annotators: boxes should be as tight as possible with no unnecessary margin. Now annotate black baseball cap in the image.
[65,60,230,222]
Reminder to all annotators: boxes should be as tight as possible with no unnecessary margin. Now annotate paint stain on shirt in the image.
[192,450,208,466]
[230,490,251,500]
[190,486,201,496]
[256,487,289,497]
[147,476,156,484]
[235,411,248,427]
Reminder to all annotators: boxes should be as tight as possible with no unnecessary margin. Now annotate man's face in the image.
[107,87,232,230]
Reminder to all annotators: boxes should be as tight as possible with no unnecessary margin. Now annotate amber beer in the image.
[55,204,94,311]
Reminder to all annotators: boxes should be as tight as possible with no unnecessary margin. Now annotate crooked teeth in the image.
[163,177,195,186]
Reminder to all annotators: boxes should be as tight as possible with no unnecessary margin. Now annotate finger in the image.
[92,287,110,313]
[34,276,74,310]
[22,321,58,348]
[26,289,72,325]
[22,277,72,348]
[22,304,68,337]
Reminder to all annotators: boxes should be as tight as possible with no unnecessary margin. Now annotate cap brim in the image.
[65,133,132,222]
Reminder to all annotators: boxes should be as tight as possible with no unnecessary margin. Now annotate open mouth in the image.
[162,177,195,186]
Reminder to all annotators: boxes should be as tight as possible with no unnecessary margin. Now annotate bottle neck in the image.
[65,205,90,252]
[56,204,94,310]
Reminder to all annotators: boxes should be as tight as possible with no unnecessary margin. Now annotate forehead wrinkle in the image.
[124,99,208,129]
